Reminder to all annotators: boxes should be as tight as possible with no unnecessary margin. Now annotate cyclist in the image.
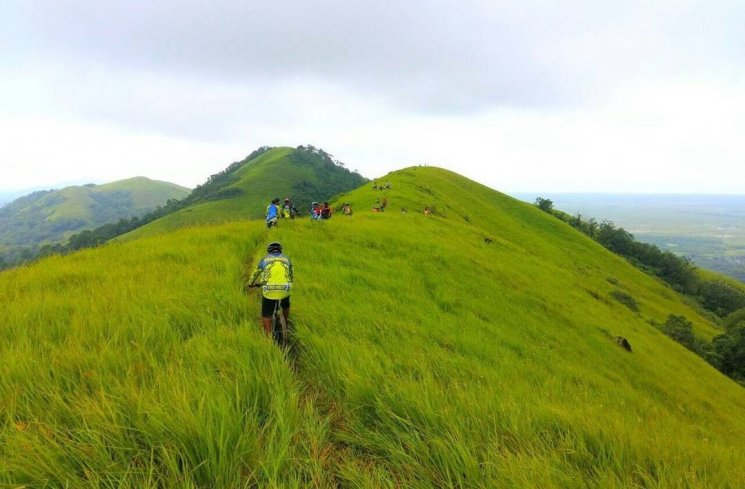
[248,242,293,338]
[320,202,332,219]
[281,198,298,219]
[266,197,280,228]
[311,202,322,219]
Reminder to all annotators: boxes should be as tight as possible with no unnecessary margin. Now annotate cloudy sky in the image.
[1,0,744,195]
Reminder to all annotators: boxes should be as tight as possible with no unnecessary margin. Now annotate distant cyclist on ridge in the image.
[248,242,293,339]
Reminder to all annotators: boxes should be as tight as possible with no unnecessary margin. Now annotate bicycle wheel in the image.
[268,301,284,347]
[273,310,288,348]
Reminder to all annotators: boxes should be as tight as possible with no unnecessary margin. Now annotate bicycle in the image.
[247,283,289,348]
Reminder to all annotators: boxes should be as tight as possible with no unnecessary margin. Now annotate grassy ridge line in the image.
[0,222,337,487]
[278,167,745,486]
[334,167,723,339]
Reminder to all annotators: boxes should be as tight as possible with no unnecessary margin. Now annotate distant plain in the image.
[515,194,745,282]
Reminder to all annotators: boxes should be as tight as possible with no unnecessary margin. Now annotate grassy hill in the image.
[123,146,367,239]
[0,177,189,253]
[1,167,744,487]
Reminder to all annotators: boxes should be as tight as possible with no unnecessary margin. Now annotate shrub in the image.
[611,290,639,312]
[662,314,696,351]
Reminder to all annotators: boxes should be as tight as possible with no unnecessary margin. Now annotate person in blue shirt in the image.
[266,197,280,228]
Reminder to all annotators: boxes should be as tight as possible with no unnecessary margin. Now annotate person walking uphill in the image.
[266,198,280,228]
[248,242,293,340]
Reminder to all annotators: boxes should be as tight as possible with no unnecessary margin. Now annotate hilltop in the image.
[0,177,189,259]
[1,166,744,487]
[122,145,367,239]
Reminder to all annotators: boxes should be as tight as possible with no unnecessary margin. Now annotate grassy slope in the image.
[43,178,189,222]
[0,178,190,248]
[122,149,297,238]
[97,177,191,211]
[124,147,366,240]
[1,167,744,487]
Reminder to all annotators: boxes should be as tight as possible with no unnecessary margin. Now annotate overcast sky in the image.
[1,0,744,195]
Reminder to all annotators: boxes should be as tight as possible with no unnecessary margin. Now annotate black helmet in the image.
[272,197,280,204]
[267,242,282,254]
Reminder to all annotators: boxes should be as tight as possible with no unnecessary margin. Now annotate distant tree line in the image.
[536,197,745,384]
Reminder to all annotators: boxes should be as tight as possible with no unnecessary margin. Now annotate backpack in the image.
[321,207,331,219]
[261,255,292,298]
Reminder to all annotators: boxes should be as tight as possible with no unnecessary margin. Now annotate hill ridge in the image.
[1,165,744,486]
[120,145,367,239]
[0,176,190,265]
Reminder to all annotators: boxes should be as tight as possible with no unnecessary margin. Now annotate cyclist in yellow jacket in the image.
[248,242,293,337]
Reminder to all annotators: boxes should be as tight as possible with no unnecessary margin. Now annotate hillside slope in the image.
[0,177,189,251]
[1,167,744,487]
[123,146,367,239]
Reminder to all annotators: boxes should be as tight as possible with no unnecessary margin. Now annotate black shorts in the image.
[261,296,290,318]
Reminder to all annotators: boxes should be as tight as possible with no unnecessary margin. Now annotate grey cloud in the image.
[2,1,744,132]
[1,1,601,111]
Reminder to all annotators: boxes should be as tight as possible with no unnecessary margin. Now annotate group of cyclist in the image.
[251,194,397,344]
[310,202,333,220]
[267,197,357,228]
[265,198,299,229]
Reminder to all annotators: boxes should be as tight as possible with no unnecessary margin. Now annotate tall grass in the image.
[283,168,745,487]
[2,167,744,487]
[0,222,335,487]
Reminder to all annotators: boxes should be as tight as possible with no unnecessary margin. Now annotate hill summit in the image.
[0,164,743,487]
[124,145,367,238]
[0,177,188,260]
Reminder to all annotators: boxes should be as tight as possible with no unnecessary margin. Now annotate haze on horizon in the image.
[1,0,744,195]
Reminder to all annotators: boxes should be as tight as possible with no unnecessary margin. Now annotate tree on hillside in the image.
[595,220,635,256]
[697,279,745,317]
[534,197,553,212]
[711,315,745,381]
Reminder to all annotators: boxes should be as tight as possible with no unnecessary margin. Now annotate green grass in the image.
[1,167,744,487]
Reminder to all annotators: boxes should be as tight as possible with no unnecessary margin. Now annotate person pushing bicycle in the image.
[248,242,293,338]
